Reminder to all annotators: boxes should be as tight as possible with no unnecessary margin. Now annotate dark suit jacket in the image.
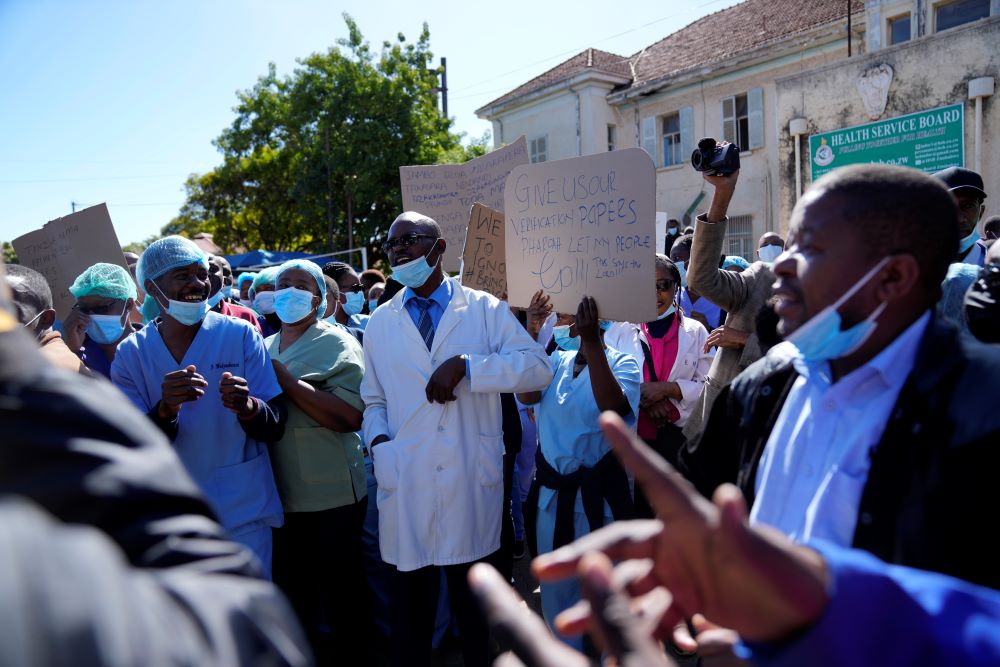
[679,316,1000,590]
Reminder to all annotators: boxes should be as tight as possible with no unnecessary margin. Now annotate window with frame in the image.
[530,136,547,163]
[726,215,755,261]
[888,13,911,44]
[607,125,617,152]
[935,0,989,31]
[722,94,749,149]
[662,113,683,167]
[722,88,763,151]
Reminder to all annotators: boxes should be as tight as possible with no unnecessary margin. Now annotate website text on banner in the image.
[399,136,528,273]
[12,203,130,318]
[504,148,657,324]
[460,203,506,299]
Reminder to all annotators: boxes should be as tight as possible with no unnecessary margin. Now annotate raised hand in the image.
[158,365,207,420]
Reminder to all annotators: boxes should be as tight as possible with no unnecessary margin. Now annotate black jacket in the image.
[680,316,1000,590]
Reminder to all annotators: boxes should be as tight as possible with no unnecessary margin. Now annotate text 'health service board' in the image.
[809,103,964,179]
[504,148,657,324]
[400,136,528,273]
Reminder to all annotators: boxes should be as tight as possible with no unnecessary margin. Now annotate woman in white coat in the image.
[605,254,712,517]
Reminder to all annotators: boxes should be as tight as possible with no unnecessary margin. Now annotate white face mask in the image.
[253,291,276,315]
[758,244,783,264]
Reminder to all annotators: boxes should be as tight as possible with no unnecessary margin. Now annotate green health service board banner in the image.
[809,103,964,179]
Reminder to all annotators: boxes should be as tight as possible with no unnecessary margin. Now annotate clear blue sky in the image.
[0,0,741,247]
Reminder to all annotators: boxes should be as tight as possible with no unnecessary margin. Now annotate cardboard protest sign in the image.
[460,203,506,298]
[504,148,657,323]
[399,136,528,272]
[12,203,129,318]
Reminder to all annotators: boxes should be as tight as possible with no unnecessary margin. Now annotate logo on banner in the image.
[814,138,835,167]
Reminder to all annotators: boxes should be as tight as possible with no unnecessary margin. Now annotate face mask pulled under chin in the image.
[151,282,209,326]
[785,257,890,363]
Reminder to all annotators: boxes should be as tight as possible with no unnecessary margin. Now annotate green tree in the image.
[2,241,18,264]
[121,235,161,255]
[174,15,467,258]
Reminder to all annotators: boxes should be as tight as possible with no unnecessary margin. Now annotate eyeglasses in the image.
[341,283,364,294]
[655,280,676,292]
[382,234,438,254]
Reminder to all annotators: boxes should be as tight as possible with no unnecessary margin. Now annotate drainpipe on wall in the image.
[789,117,808,201]
[969,77,994,174]
[570,86,582,156]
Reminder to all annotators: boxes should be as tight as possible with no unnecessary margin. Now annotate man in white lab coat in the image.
[361,212,552,667]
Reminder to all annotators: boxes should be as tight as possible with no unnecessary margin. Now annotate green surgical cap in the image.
[249,266,279,298]
[69,263,137,302]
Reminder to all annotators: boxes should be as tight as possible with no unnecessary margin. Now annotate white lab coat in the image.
[604,317,712,427]
[361,279,553,571]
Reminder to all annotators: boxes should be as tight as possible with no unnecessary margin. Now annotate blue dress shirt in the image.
[750,311,931,545]
[401,279,469,376]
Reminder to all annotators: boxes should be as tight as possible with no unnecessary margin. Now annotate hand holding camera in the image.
[692,138,739,221]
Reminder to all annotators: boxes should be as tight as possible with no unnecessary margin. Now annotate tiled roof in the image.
[478,0,864,114]
[629,0,865,88]
[478,48,631,112]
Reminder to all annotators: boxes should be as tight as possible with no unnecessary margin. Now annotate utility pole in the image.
[440,57,448,118]
[71,201,78,213]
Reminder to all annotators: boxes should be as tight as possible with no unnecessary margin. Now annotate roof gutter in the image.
[476,70,630,120]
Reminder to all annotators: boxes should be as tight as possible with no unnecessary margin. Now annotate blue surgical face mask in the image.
[786,257,890,363]
[552,325,580,351]
[86,304,129,344]
[656,304,676,320]
[253,291,276,315]
[207,286,227,309]
[959,228,980,254]
[392,245,440,289]
[758,244,783,264]
[675,260,688,288]
[368,299,379,313]
[274,287,318,324]
[667,227,679,236]
[239,298,253,309]
[151,281,209,326]
[229,287,241,300]
[343,290,365,316]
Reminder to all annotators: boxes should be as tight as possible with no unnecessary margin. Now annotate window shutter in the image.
[642,116,657,161]
[679,106,694,161]
[747,87,764,149]
[721,97,736,145]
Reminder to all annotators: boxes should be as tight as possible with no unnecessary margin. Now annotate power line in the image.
[0,173,188,184]
[448,0,733,100]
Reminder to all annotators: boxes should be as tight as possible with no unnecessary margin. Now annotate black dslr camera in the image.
[690,138,740,176]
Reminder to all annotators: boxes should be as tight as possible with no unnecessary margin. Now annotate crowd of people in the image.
[3,155,1000,667]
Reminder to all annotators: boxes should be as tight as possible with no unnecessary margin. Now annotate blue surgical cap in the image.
[722,255,750,271]
[236,272,257,288]
[69,263,137,302]
[249,266,279,299]
[136,236,208,322]
[275,260,326,316]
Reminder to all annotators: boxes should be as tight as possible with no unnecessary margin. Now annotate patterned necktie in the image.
[414,298,434,350]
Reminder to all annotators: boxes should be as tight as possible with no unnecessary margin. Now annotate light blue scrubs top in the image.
[111,310,284,533]
[535,346,641,513]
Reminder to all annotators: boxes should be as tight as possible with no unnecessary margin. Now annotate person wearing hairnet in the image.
[110,236,287,577]
[61,262,141,379]
[264,259,372,662]
[237,272,257,308]
[250,267,281,337]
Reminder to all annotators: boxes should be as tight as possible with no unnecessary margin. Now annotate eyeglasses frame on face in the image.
[655,280,676,293]
[381,234,440,255]
[341,283,364,294]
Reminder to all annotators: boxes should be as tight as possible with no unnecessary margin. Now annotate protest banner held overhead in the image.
[504,148,657,323]
[399,136,528,272]
[12,203,129,319]
[460,203,506,299]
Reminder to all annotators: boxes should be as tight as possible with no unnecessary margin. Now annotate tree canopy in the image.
[167,15,486,258]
